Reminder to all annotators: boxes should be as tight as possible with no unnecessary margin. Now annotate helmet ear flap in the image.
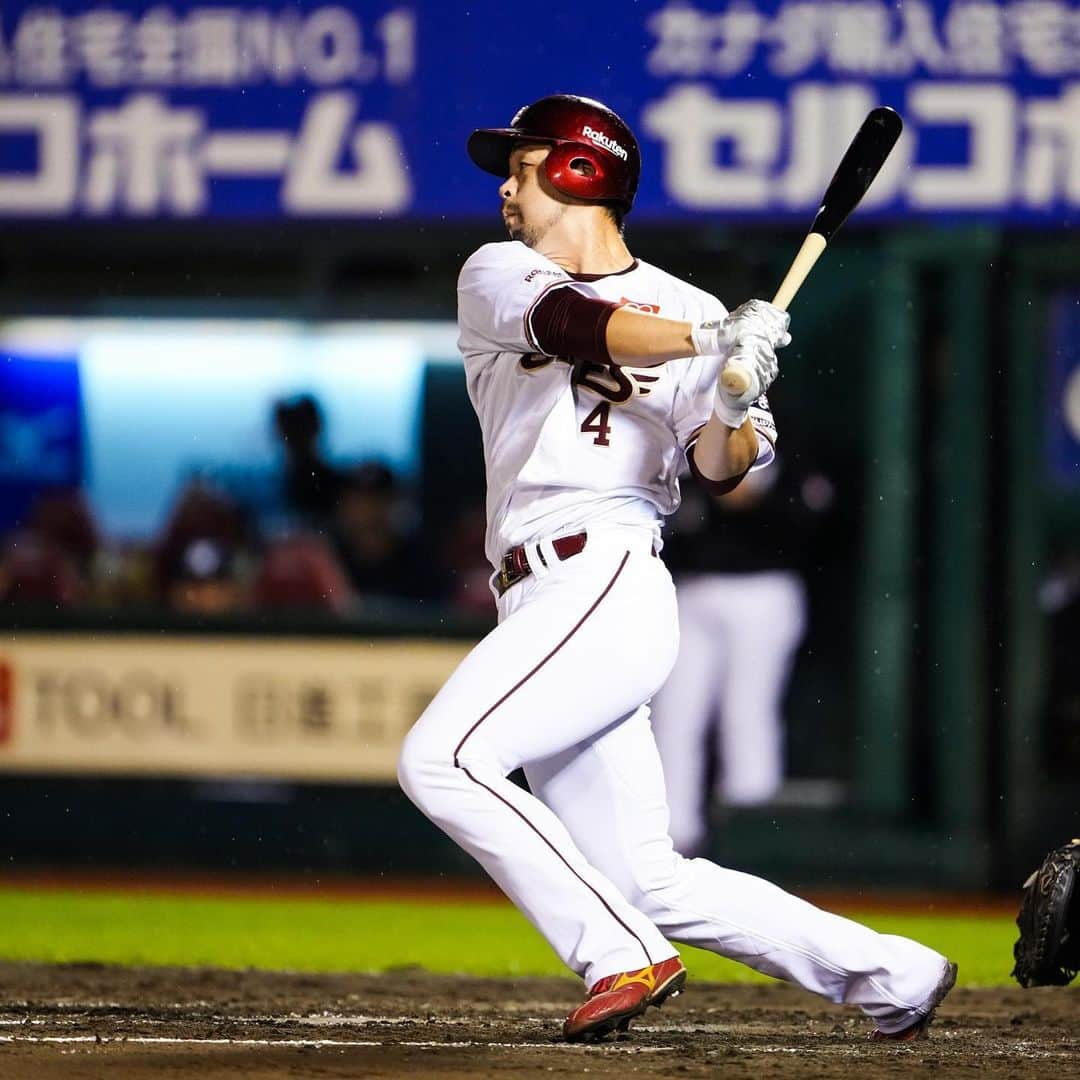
[542,143,608,204]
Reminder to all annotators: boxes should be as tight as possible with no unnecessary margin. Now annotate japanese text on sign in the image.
[0,4,415,216]
[0,0,1078,221]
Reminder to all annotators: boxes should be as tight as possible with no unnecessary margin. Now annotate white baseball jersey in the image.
[457,240,773,567]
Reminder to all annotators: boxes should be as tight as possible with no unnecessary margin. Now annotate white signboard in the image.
[0,634,473,782]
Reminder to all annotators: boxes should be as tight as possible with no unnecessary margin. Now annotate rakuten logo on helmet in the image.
[581,125,627,161]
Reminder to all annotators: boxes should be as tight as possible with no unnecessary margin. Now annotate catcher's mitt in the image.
[1012,838,1080,987]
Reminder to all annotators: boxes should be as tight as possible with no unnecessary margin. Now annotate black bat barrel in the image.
[811,107,903,242]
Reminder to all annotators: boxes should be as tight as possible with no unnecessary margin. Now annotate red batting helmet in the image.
[468,94,641,214]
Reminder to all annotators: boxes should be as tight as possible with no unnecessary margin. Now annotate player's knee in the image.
[396,727,448,811]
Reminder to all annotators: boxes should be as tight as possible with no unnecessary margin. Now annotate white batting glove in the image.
[710,336,781,426]
[726,299,792,350]
[691,300,791,428]
[690,299,792,358]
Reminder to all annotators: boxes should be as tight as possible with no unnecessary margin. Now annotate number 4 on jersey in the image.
[581,402,612,446]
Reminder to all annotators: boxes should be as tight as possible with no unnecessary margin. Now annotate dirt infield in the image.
[0,962,1077,1079]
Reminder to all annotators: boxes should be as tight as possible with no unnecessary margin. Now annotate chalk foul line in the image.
[0,1035,674,1052]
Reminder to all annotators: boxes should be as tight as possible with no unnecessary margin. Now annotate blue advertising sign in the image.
[0,1,1077,222]
[0,353,83,532]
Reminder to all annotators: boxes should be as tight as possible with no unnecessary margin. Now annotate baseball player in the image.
[397,94,956,1042]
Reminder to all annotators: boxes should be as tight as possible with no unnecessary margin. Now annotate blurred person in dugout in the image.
[273,394,343,525]
[650,448,834,856]
[0,488,97,606]
[163,536,248,615]
[331,461,438,603]
[154,481,252,609]
[439,500,498,618]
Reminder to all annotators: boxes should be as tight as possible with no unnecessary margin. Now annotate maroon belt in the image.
[496,532,588,596]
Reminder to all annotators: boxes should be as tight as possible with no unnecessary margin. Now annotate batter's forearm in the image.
[605,307,695,367]
[691,414,759,482]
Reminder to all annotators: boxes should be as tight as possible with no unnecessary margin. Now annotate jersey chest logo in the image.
[520,354,660,404]
[577,361,660,403]
[617,297,661,315]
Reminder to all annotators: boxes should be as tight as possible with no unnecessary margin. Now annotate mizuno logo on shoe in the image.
[610,967,656,992]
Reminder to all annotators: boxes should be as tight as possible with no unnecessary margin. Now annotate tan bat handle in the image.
[720,232,829,397]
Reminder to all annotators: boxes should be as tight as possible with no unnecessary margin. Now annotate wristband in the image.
[748,404,777,447]
[712,399,749,430]
[690,322,728,358]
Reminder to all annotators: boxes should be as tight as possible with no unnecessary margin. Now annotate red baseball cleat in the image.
[563,956,687,1042]
[869,961,958,1042]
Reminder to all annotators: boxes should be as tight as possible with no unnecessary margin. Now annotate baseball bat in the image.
[720,106,904,397]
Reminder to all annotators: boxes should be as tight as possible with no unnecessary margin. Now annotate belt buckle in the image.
[497,562,515,595]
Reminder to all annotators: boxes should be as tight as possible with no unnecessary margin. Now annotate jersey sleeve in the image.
[457,242,577,356]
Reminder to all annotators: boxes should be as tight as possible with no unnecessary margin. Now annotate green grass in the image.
[0,888,1017,986]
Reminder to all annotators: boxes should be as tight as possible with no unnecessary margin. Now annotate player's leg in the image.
[649,576,728,854]
[713,572,807,806]
[397,530,680,987]
[526,706,950,1035]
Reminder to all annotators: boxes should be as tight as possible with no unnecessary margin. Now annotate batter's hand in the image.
[691,299,790,428]
[711,336,782,427]
[691,299,792,359]
[721,299,792,352]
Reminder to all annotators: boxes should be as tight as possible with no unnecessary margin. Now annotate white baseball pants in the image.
[397,526,948,1033]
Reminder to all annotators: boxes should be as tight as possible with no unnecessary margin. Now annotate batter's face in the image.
[500,144,567,248]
